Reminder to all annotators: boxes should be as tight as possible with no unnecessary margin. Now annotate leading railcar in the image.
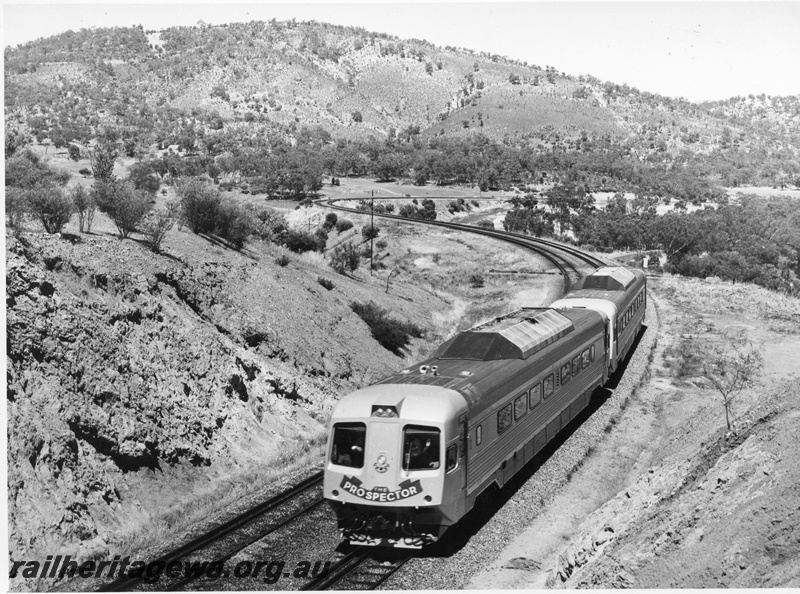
[323,266,646,548]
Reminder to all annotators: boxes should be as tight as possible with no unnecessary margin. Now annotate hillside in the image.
[5,20,800,189]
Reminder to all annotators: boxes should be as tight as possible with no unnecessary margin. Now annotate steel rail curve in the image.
[97,471,324,592]
[315,196,603,293]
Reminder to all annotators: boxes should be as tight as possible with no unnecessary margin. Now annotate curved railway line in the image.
[315,196,608,293]
[98,197,615,591]
[98,472,324,592]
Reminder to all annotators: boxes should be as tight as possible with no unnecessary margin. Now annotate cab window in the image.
[446,445,458,472]
[476,425,483,446]
[331,423,365,468]
[403,426,440,470]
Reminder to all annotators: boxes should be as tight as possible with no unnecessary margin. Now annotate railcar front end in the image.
[324,384,468,548]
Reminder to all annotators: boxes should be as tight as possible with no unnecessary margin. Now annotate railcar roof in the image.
[434,308,573,361]
[577,266,638,291]
[366,308,605,417]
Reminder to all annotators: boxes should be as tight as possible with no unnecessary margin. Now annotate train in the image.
[323,266,646,548]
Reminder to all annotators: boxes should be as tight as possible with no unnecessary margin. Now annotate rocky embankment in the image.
[5,229,435,569]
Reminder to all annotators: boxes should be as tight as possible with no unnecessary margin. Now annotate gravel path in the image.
[383,289,661,590]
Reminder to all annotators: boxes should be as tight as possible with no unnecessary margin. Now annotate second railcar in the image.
[550,266,646,373]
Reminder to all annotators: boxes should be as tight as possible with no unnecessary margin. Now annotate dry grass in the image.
[110,432,327,560]
[654,274,800,333]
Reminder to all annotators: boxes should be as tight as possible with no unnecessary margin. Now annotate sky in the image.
[2,1,799,102]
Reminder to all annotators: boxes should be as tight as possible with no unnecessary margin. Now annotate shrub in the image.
[94,180,151,239]
[177,178,221,234]
[71,185,96,232]
[67,144,81,161]
[329,242,361,274]
[275,254,291,267]
[26,184,74,234]
[350,301,424,355]
[248,205,289,243]
[141,209,174,253]
[361,224,380,241]
[284,228,324,253]
[317,277,335,290]
[476,220,495,230]
[322,212,338,230]
[376,239,388,250]
[215,199,251,250]
[79,168,92,177]
[5,187,27,233]
[469,273,485,288]
[335,219,354,233]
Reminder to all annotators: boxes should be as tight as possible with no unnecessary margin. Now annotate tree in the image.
[71,185,97,232]
[26,184,74,234]
[700,331,763,433]
[177,178,221,234]
[5,123,31,157]
[90,142,118,181]
[351,110,363,123]
[94,180,151,239]
[214,199,252,250]
[67,144,81,161]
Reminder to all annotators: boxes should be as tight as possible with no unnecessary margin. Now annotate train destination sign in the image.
[340,477,422,502]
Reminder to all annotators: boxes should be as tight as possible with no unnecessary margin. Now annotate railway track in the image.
[97,471,324,592]
[315,197,607,293]
[97,201,611,592]
[300,549,412,591]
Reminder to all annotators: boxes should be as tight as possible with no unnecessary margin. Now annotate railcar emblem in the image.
[374,454,389,473]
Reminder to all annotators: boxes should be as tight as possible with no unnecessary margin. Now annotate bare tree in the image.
[701,330,763,433]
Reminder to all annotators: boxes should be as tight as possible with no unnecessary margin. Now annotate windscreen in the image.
[331,423,365,468]
[402,426,440,470]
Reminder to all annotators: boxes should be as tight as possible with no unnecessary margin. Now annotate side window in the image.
[543,374,555,398]
[446,444,458,472]
[497,403,513,434]
[514,393,528,420]
[331,423,366,468]
[403,426,440,470]
[581,348,591,368]
[561,363,571,385]
[529,383,542,408]
[476,425,482,446]
[571,355,581,376]
[591,344,595,361]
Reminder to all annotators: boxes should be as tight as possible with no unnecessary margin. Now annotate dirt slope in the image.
[468,274,800,588]
[4,222,449,572]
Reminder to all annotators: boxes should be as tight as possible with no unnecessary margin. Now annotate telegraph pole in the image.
[370,191,374,275]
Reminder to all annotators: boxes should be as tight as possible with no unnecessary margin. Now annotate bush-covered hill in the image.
[5,20,800,190]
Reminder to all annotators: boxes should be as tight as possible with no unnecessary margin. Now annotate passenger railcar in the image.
[324,307,609,548]
[550,266,646,373]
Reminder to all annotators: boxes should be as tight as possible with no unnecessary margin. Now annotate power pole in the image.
[370,191,374,275]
